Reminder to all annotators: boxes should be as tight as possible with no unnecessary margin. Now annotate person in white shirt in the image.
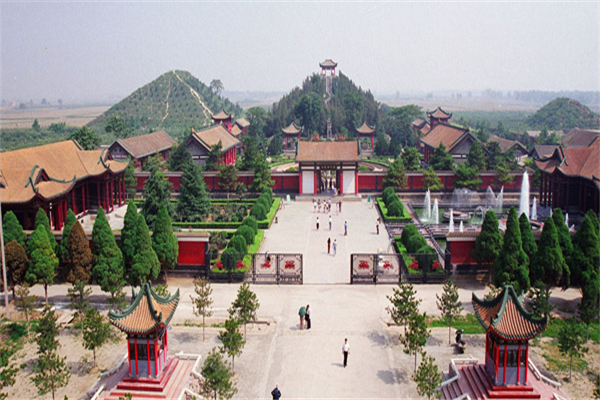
[342,338,350,367]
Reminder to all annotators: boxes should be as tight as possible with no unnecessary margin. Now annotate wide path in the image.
[261,199,391,283]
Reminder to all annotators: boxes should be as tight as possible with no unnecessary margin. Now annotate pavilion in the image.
[356,122,376,149]
[319,59,337,77]
[211,110,235,132]
[296,141,361,195]
[427,107,452,129]
[282,122,303,149]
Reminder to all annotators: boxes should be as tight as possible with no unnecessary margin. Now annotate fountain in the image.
[424,189,431,220]
[531,197,537,220]
[432,199,439,224]
[496,187,504,213]
[485,187,496,209]
[519,171,530,218]
[565,213,569,227]
[449,209,455,232]
[459,221,464,232]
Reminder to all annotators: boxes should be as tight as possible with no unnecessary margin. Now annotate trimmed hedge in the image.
[237,225,255,246]
[241,216,258,235]
[396,227,440,273]
[229,235,247,254]
[376,197,411,222]
[251,203,267,220]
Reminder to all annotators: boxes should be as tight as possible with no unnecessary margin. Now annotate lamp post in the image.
[0,202,9,318]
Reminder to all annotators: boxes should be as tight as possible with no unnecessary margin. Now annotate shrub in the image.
[237,225,255,246]
[407,235,427,253]
[262,188,273,204]
[416,245,438,272]
[382,187,395,204]
[401,224,419,248]
[221,248,241,271]
[387,200,402,217]
[250,203,267,220]
[257,194,271,209]
[242,216,258,235]
[229,235,247,254]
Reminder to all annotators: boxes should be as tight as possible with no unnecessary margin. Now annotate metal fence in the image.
[205,252,303,284]
[350,253,402,284]
[399,251,449,284]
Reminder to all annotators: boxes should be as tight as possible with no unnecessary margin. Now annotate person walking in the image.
[305,304,311,330]
[298,305,306,330]
[316,217,320,231]
[327,237,331,254]
[333,239,337,256]
[271,385,281,400]
[339,201,342,212]
[342,338,350,368]
[328,215,332,230]
[376,219,380,235]
[344,221,348,236]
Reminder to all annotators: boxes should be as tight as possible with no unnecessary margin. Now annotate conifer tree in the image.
[412,352,442,400]
[177,163,212,222]
[191,277,213,341]
[423,166,443,190]
[386,281,421,334]
[530,217,568,293]
[467,140,486,170]
[68,279,92,335]
[169,143,193,172]
[124,162,137,200]
[436,279,463,344]
[401,312,430,371]
[472,210,503,282]
[551,208,574,267]
[120,201,139,267]
[2,211,26,247]
[26,225,58,304]
[82,308,111,367]
[66,221,93,283]
[558,323,588,380]
[129,215,160,286]
[519,213,537,265]
[570,212,600,287]
[218,165,238,199]
[383,157,407,190]
[198,348,237,400]
[5,241,28,297]
[206,141,223,171]
[142,169,173,228]
[15,285,36,331]
[218,316,245,370]
[493,207,530,293]
[152,205,179,282]
[32,208,57,253]
[267,132,283,156]
[527,286,555,321]
[57,209,77,265]
[229,283,260,339]
[251,154,274,192]
[92,207,125,300]
[430,143,454,170]
[579,269,599,342]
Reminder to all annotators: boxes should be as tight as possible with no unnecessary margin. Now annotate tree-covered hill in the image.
[88,70,243,140]
[526,97,599,130]
[265,72,382,138]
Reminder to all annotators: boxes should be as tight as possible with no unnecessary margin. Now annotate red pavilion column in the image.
[495,344,500,383]
[370,135,374,149]
[72,190,77,215]
[524,345,529,383]
[134,339,139,375]
[57,201,63,230]
[298,171,302,194]
[105,181,109,212]
[517,343,522,384]
[503,343,507,384]
[147,339,151,377]
[127,340,132,375]
[340,171,344,194]
[97,182,101,209]
[355,171,358,194]
[64,200,67,221]
[285,136,288,148]
[154,339,158,375]
[314,172,317,195]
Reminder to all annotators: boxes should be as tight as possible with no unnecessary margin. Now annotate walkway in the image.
[261,199,391,283]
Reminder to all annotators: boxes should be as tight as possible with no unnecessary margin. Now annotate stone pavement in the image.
[262,199,391,283]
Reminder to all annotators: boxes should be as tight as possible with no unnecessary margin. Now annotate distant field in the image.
[0,105,109,129]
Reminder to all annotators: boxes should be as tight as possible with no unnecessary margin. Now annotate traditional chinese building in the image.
[411,118,431,136]
[420,124,485,165]
[282,122,303,149]
[0,140,128,230]
[211,110,235,132]
[108,131,175,169]
[356,122,376,149]
[109,283,180,379]
[184,125,240,168]
[487,135,529,165]
[319,59,337,77]
[231,118,250,138]
[427,107,452,128]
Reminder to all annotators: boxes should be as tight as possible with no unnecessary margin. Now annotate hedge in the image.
[376,197,411,222]
[212,229,265,273]
[251,203,267,220]
[241,216,258,235]
[237,225,255,246]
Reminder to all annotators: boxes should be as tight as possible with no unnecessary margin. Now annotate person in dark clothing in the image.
[342,338,349,367]
[271,384,281,399]
[327,237,331,254]
[305,304,311,329]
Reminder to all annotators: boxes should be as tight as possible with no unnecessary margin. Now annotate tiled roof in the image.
[412,118,427,128]
[536,139,600,188]
[356,122,375,134]
[421,123,431,135]
[212,110,234,120]
[420,123,469,150]
[427,107,452,119]
[296,141,361,162]
[109,283,180,335]
[111,131,174,159]
[487,135,527,153]
[532,144,559,159]
[319,59,338,68]
[561,128,600,148]
[282,122,302,135]
[230,124,243,137]
[0,140,128,204]
[235,118,250,128]
[188,125,241,152]
[472,285,547,340]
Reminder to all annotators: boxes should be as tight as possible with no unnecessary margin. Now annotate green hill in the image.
[88,70,243,140]
[526,97,599,130]
[266,72,382,138]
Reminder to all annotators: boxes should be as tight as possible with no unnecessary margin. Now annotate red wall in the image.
[449,240,477,264]
[177,240,206,266]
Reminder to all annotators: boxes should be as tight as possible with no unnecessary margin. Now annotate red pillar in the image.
[355,171,358,194]
[57,201,63,230]
[97,182,101,209]
[503,343,507,384]
[285,136,288,148]
[154,339,158,376]
[72,190,77,215]
[495,344,499,383]
[127,340,132,375]
[340,171,344,194]
[524,345,529,383]
[63,200,67,222]
[299,171,302,194]
[82,185,86,214]
[134,339,138,375]
[147,339,151,377]
[517,343,521,384]
[314,172,317,195]
[370,135,374,149]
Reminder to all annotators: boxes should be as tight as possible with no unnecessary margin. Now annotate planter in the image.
[208,270,246,283]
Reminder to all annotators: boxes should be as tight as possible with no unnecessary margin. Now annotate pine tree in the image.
[454,162,481,190]
[467,140,486,171]
[82,308,111,367]
[218,316,245,371]
[551,208,574,269]
[152,205,179,282]
[229,283,260,339]
[31,307,70,400]
[386,282,421,334]
[142,169,173,229]
[570,212,600,287]
[374,131,389,156]
[191,277,213,341]
[436,279,463,344]
[527,286,554,320]
[412,352,442,400]
[2,211,26,247]
[169,143,193,172]
[267,133,283,156]
[423,166,442,190]
[383,157,407,190]
[177,163,212,222]
[206,141,223,171]
[68,280,92,335]
[530,217,568,293]
[120,201,139,267]
[472,210,503,282]
[401,312,430,371]
[57,209,77,265]
[32,208,57,253]
[251,154,274,192]
[519,213,537,265]
[558,323,588,380]
[26,225,58,304]
[430,143,454,170]
[218,165,238,199]
[579,269,599,342]
[402,147,422,171]
[92,207,125,300]
[129,215,160,286]
[5,241,28,297]
[124,162,137,200]
[493,207,530,293]
[198,348,237,400]
[15,285,36,330]
[66,221,93,283]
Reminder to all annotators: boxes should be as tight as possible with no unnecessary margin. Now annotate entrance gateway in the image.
[296,141,361,195]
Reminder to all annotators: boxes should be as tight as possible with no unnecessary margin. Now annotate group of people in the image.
[298,304,311,330]
[327,237,337,256]
[313,198,333,213]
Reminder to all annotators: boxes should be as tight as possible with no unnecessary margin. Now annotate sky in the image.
[1,1,598,104]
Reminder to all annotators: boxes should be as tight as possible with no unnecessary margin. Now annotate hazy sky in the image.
[1,1,598,103]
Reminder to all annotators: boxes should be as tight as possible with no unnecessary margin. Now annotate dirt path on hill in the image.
[173,70,212,121]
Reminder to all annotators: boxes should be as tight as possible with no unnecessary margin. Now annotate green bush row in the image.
[395,227,439,273]
[376,198,412,222]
